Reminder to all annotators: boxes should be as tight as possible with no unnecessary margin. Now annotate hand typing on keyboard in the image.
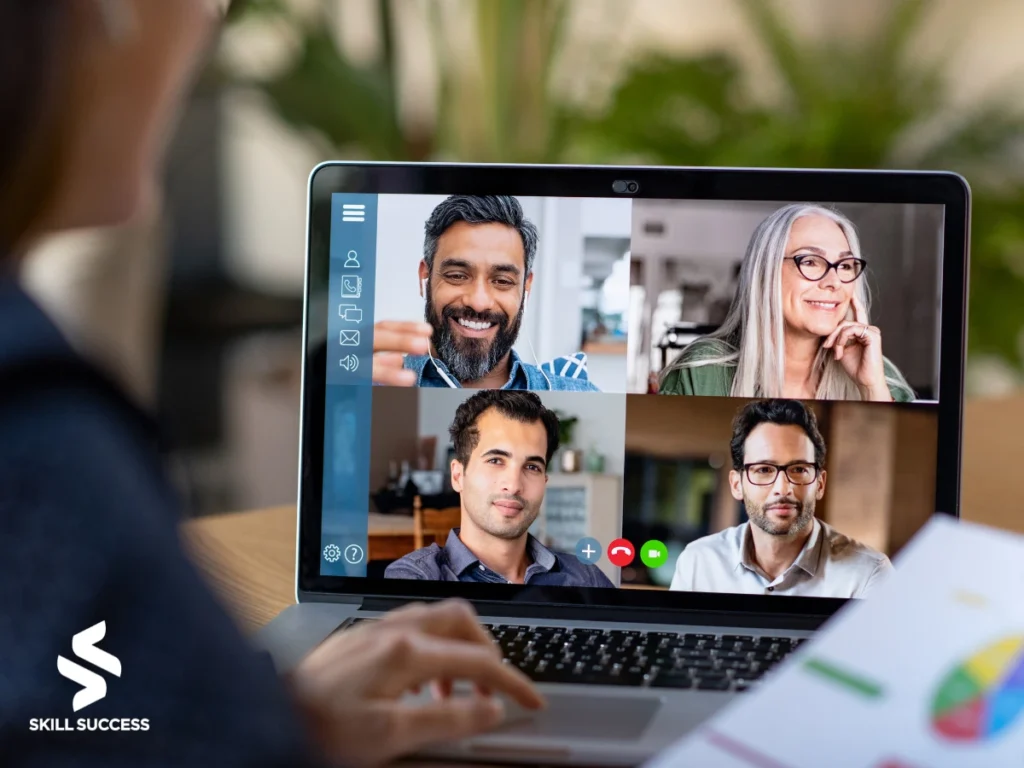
[287,601,545,766]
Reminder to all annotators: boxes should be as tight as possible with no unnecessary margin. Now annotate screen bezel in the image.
[297,162,969,620]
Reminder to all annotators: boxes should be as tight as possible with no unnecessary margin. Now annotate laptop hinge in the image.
[358,597,830,632]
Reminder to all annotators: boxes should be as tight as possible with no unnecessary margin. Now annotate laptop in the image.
[257,163,970,765]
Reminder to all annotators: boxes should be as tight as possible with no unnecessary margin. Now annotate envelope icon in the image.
[339,329,361,346]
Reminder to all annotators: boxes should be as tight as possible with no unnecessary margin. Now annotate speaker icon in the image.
[339,354,359,372]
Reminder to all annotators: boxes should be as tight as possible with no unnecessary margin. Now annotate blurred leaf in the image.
[564,53,757,164]
[966,190,1024,362]
[437,0,570,162]
[912,97,1024,179]
[228,0,569,162]
[256,25,405,158]
[224,0,291,22]
[734,0,820,107]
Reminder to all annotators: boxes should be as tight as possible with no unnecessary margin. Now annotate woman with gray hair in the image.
[659,204,914,402]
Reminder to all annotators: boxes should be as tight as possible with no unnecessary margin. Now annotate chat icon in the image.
[339,304,363,323]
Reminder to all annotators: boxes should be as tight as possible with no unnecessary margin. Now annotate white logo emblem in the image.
[57,621,122,712]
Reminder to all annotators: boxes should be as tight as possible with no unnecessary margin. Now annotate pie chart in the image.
[931,634,1024,741]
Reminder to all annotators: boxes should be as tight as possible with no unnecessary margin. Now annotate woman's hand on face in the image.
[288,599,545,767]
[822,295,891,400]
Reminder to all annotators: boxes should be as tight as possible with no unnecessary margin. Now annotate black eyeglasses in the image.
[788,254,866,283]
[743,462,820,486]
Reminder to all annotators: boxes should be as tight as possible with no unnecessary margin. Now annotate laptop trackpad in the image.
[492,692,661,740]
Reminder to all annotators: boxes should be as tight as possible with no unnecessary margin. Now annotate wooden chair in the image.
[413,495,462,550]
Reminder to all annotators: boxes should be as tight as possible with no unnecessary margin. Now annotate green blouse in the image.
[658,340,915,402]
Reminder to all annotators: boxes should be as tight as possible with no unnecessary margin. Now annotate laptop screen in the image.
[317,191,945,601]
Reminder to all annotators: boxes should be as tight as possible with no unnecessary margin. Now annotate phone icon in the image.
[341,275,362,299]
[607,538,635,567]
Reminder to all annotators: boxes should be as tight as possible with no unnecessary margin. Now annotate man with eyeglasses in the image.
[669,399,893,597]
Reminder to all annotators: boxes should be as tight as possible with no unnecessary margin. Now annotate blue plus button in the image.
[575,537,602,565]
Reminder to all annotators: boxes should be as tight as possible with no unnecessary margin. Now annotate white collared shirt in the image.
[669,518,893,598]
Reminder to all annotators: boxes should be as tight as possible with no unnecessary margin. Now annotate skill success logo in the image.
[30,621,150,733]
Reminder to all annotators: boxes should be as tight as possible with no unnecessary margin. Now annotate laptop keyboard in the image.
[347,620,804,692]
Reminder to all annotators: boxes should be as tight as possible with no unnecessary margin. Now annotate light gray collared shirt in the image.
[669,518,893,598]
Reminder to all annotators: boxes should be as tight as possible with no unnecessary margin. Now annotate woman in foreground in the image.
[0,3,542,766]
[659,204,915,402]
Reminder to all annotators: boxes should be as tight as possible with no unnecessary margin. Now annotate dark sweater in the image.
[0,278,319,767]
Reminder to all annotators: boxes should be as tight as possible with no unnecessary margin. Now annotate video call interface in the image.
[319,192,945,601]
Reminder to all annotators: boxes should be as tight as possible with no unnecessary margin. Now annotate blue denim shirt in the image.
[403,349,599,391]
[385,528,615,588]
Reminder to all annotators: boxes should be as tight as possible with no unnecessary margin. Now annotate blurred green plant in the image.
[223,0,1024,372]
[223,0,569,162]
[553,410,579,447]
[565,0,1024,371]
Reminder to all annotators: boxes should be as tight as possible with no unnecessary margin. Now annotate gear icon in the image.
[323,543,342,563]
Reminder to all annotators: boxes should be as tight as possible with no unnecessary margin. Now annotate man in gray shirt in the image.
[386,390,614,588]
[670,399,893,598]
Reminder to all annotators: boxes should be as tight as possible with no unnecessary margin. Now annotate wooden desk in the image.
[183,505,296,633]
[181,507,416,632]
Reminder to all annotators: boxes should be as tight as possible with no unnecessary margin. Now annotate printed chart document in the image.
[647,516,1024,768]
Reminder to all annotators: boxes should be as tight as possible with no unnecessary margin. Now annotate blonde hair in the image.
[661,203,913,400]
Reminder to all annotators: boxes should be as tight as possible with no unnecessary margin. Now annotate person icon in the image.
[344,250,360,269]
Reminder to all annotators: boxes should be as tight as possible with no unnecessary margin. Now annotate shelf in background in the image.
[583,340,627,355]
